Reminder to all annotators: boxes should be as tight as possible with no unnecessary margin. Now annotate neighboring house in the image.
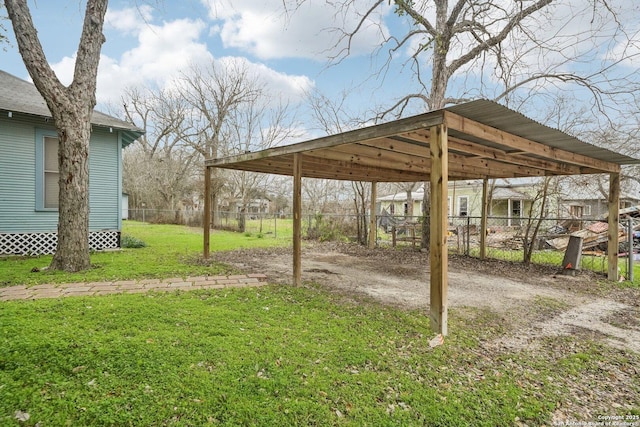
[218,198,271,216]
[377,178,538,225]
[558,176,640,219]
[0,70,143,255]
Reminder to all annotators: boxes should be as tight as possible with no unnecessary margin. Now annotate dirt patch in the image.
[213,241,640,420]
[212,242,639,350]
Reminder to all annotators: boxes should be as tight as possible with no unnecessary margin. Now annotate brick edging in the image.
[0,274,268,301]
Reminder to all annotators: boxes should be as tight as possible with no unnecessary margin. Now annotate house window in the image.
[569,205,583,218]
[457,196,468,216]
[389,204,395,215]
[511,200,522,217]
[35,129,60,211]
[43,136,59,209]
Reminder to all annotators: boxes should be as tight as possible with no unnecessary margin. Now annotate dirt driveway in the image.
[213,242,640,353]
[213,241,640,420]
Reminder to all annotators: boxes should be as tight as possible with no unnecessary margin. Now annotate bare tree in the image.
[286,0,639,248]
[352,181,369,244]
[522,176,552,264]
[305,88,372,243]
[121,86,200,212]
[223,94,300,231]
[5,0,107,271]
[0,4,8,46]
[177,59,262,227]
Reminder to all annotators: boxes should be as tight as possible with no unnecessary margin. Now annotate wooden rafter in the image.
[443,111,621,173]
[204,99,640,336]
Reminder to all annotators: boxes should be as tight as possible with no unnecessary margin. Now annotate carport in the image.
[203,99,640,335]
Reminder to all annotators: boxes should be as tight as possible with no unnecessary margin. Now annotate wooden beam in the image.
[608,172,620,280]
[314,144,431,174]
[301,154,429,182]
[444,111,621,173]
[429,123,448,336]
[380,134,563,177]
[205,112,444,168]
[293,153,302,287]
[447,151,547,177]
[404,131,586,176]
[203,165,211,259]
[480,178,489,260]
[369,182,377,249]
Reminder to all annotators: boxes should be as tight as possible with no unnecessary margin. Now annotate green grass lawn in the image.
[0,221,291,288]
[1,222,639,425]
[3,285,625,426]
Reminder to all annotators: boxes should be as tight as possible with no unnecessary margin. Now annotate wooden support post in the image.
[369,181,377,249]
[480,178,489,260]
[293,153,302,287]
[203,165,211,259]
[608,172,620,281]
[429,123,448,336]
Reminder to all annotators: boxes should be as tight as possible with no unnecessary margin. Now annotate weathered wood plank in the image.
[480,178,488,260]
[369,182,377,249]
[293,154,302,287]
[608,172,620,280]
[205,112,445,168]
[444,111,620,173]
[203,166,211,259]
[429,123,448,336]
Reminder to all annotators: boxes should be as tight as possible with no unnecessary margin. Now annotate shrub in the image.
[121,235,147,248]
[306,214,348,242]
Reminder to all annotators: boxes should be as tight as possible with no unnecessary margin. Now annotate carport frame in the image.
[203,100,640,335]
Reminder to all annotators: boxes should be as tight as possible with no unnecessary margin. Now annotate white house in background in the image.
[378,178,537,225]
[0,70,143,255]
[378,175,640,223]
[558,176,640,219]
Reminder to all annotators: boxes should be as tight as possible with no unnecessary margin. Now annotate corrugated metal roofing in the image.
[0,70,143,146]
[447,100,639,166]
[206,99,640,182]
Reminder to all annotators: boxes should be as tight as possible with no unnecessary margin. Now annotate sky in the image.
[2,0,639,140]
[2,0,400,127]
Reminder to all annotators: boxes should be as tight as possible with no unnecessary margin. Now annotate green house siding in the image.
[0,114,55,233]
[89,128,123,232]
[450,185,484,217]
[0,114,123,234]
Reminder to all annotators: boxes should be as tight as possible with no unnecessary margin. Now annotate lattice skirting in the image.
[0,231,120,255]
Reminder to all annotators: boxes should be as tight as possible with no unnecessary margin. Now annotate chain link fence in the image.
[376,215,638,282]
[127,209,638,283]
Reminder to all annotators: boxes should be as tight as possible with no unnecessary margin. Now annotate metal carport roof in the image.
[205,100,640,182]
[204,99,640,336]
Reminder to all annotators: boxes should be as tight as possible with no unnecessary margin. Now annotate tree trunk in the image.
[523,178,550,265]
[6,0,107,272]
[406,189,414,218]
[238,205,246,232]
[50,112,92,271]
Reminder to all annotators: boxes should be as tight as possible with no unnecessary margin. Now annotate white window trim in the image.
[35,128,59,211]
[457,195,468,216]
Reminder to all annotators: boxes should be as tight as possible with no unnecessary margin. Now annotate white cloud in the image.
[50,6,314,107]
[52,9,211,104]
[167,56,315,105]
[105,5,154,34]
[201,0,390,60]
[247,61,314,101]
